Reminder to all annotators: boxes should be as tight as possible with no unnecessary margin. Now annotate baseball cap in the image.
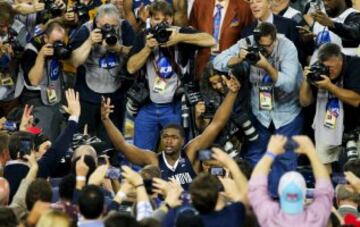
[278,171,306,215]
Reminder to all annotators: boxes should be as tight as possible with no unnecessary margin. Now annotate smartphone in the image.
[197,149,213,161]
[143,179,153,194]
[209,167,226,177]
[105,167,121,180]
[19,139,33,158]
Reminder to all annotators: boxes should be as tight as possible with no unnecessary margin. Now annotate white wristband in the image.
[76,176,86,181]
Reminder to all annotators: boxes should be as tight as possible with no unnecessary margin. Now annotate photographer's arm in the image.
[127,46,152,74]
[176,32,215,47]
[101,98,158,166]
[27,47,48,86]
[185,76,240,164]
[213,39,246,72]
[326,83,360,107]
[299,79,314,107]
[70,37,93,68]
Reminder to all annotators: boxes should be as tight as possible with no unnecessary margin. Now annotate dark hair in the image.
[255,22,277,42]
[25,179,52,210]
[189,173,222,214]
[71,155,97,181]
[0,132,10,155]
[59,174,76,201]
[105,213,140,227]
[318,43,342,62]
[149,1,174,17]
[8,131,34,160]
[344,159,360,178]
[78,185,104,219]
[139,218,160,227]
[0,1,15,26]
[0,207,17,227]
[201,62,225,94]
[161,124,185,139]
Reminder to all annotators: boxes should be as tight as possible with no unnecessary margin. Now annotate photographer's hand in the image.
[145,34,159,50]
[161,27,181,47]
[223,75,240,94]
[267,135,287,155]
[315,75,333,90]
[90,29,103,45]
[238,49,248,62]
[255,52,271,70]
[39,43,54,59]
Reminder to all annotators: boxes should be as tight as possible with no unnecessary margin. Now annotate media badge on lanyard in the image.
[47,59,59,104]
[259,74,274,111]
[324,97,340,129]
[152,54,173,94]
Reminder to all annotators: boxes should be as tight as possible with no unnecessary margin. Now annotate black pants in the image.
[78,95,126,145]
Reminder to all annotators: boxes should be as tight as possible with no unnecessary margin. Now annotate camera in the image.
[284,138,299,151]
[3,28,24,58]
[42,0,63,19]
[105,167,121,180]
[197,149,213,161]
[245,28,266,65]
[4,121,17,132]
[73,2,90,21]
[127,82,149,107]
[202,99,218,119]
[19,139,33,158]
[342,130,359,162]
[209,167,226,177]
[52,41,72,60]
[307,62,330,84]
[183,82,203,106]
[101,24,118,46]
[150,22,172,44]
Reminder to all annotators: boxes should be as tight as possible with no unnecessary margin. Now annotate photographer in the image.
[69,3,135,142]
[213,22,304,196]
[16,20,69,141]
[126,0,215,151]
[299,43,360,172]
[0,1,29,118]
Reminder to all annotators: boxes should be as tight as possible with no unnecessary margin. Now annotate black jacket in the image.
[329,11,360,48]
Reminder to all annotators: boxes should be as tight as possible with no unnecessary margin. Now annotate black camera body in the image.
[127,82,149,107]
[43,0,63,18]
[341,130,359,163]
[150,22,172,44]
[52,41,72,60]
[307,62,330,84]
[245,44,266,65]
[4,28,24,57]
[101,24,118,46]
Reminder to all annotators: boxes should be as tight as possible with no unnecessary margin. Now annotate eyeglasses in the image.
[259,39,275,48]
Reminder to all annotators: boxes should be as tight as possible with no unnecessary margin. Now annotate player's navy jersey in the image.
[158,150,196,191]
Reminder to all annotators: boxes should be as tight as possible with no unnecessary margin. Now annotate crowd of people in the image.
[0,0,360,226]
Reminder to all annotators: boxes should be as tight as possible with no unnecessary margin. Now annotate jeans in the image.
[244,112,304,197]
[134,101,181,151]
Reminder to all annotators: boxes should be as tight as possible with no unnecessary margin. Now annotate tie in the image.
[213,4,223,42]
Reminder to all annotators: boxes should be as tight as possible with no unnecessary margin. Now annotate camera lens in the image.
[241,120,259,142]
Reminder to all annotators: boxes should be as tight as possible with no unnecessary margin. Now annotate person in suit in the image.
[241,0,305,65]
[189,0,253,80]
[336,184,360,218]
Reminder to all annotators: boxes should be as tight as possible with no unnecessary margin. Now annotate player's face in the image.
[160,128,184,156]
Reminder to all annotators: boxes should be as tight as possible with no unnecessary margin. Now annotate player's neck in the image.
[165,151,181,166]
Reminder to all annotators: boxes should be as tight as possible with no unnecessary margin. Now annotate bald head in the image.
[0,178,10,206]
[72,145,97,164]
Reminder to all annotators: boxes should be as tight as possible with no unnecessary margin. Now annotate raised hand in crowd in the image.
[19,104,34,131]
[75,155,89,190]
[62,89,81,118]
[223,74,241,94]
[12,1,45,15]
[101,97,114,121]
[345,171,360,193]
[163,179,183,208]
[88,163,110,186]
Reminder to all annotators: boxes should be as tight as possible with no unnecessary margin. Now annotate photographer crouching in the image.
[126,1,215,151]
[300,43,360,173]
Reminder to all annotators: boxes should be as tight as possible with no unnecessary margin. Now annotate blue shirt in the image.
[158,151,196,191]
[201,202,246,227]
[213,34,303,129]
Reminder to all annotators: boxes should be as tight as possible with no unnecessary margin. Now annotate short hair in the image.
[78,185,104,219]
[105,212,140,227]
[189,173,222,214]
[8,131,34,160]
[95,3,121,22]
[0,132,10,155]
[25,179,52,210]
[36,210,71,227]
[318,43,343,62]
[344,159,360,178]
[139,165,161,179]
[44,20,65,36]
[255,22,277,42]
[0,207,17,227]
[149,1,174,17]
[336,184,360,204]
[161,124,185,139]
[59,174,76,201]
[0,1,15,26]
